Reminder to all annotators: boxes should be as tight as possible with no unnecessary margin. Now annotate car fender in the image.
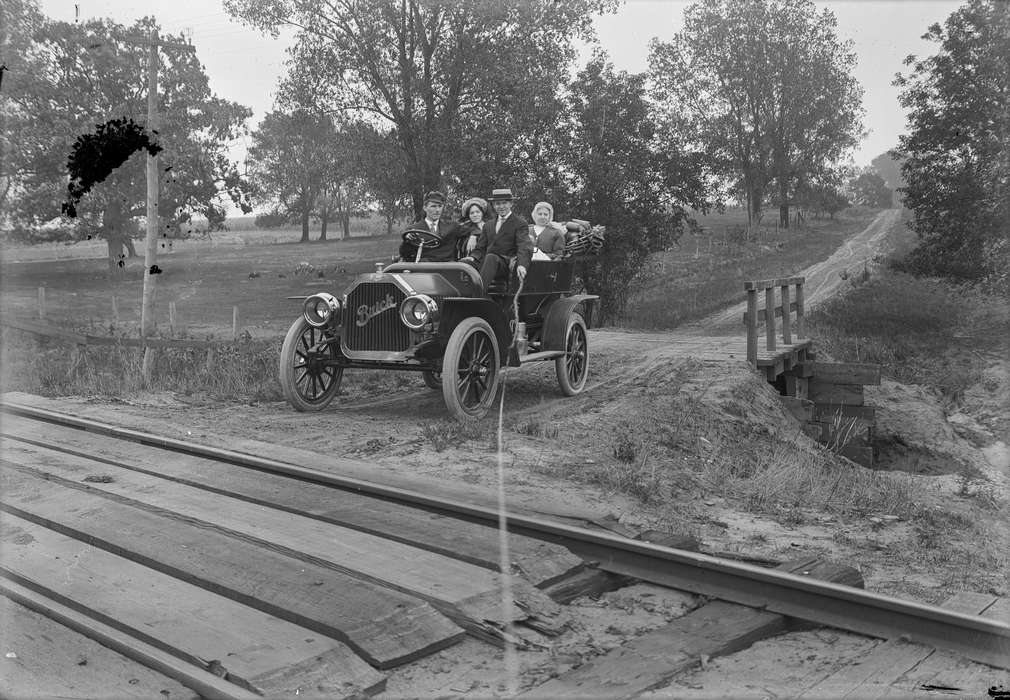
[439,297,513,362]
[541,295,599,351]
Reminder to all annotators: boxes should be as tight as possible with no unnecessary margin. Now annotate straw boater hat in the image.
[489,188,514,201]
[460,197,488,219]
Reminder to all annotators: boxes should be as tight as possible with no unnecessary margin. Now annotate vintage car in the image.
[279,225,601,421]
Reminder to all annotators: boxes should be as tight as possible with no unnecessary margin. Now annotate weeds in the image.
[420,419,490,452]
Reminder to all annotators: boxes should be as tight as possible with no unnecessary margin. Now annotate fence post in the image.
[37,287,46,320]
[780,283,792,345]
[795,281,805,339]
[746,288,758,365]
[112,295,119,326]
[169,301,177,337]
[764,287,776,351]
[232,306,239,341]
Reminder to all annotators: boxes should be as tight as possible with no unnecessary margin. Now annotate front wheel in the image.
[422,370,442,390]
[279,317,343,411]
[555,313,588,396]
[442,317,501,421]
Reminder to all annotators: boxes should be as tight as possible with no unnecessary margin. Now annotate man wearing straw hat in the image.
[462,187,533,292]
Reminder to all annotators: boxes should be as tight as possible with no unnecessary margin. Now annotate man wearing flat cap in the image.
[462,188,533,291]
[398,191,462,262]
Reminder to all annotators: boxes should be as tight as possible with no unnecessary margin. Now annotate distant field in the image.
[0,207,882,338]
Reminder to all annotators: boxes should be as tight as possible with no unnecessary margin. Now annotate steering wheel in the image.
[402,228,442,248]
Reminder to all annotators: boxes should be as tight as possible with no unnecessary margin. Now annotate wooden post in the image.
[232,306,239,341]
[746,289,758,365]
[140,31,159,343]
[780,283,792,345]
[169,301,177,337]
[112,295,119,326]
[764,287,776,351]
[37,287,46,320]
[795,281,805,339]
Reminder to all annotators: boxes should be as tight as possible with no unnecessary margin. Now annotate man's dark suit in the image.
[470,214,533,290]
[398,219,461,262]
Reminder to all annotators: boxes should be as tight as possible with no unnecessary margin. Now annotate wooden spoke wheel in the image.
[441,317,500,421]
[279,317,343,411]
[555,312,588,396]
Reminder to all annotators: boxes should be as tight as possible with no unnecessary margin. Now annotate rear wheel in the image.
[555,312,588,396]
[442,317,500,421]
[422,370,441,390]
[279,317,343,411]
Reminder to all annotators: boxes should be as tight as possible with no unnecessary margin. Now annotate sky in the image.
[37,0,964,168]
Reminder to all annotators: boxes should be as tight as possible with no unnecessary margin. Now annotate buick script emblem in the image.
[356,293,397,326]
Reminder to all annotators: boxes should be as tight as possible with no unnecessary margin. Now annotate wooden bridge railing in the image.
[743,277,806,365]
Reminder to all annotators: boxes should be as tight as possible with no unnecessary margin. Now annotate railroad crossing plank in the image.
[0,465,463,669]
[0,594,201,700]
[523,556,863,699]
[798,591,1006,698]
[0,513,386,698]
[1,442,566,643]
[520,601,786,699]
[0,416,583,587]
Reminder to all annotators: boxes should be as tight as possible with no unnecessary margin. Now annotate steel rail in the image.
[4,400,1008,669]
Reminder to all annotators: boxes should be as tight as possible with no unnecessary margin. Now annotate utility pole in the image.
[121,29,193,383]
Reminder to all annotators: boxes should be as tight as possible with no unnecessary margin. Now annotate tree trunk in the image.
[319,212,328,241]
[779,179,790,229]
[342,213,351,240]
[300,208,310,242]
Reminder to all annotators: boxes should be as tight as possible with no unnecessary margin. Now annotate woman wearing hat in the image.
[455,196,488,262]
[528,201,567,260]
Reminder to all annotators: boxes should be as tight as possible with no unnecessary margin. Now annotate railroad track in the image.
[1,400,1007,698]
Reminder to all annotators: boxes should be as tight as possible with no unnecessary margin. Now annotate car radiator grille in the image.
[344,282,410,352]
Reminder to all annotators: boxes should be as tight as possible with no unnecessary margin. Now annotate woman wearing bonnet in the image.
[456,196,488,262]
[528,201,567,260]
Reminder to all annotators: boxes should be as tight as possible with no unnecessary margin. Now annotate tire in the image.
[279,317,343,411]
[441,317,501,421]
[555,312,588,396]
[422,370,442,390]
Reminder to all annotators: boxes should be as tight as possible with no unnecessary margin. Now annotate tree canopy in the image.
[893,0,1009,288]
[649,0,863,227]
[2,4,251,269]
[224,0,615,215]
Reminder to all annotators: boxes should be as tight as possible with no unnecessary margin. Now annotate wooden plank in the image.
[520,601,786,699]
[744,277,804,291]
[809,381,864,406]
[0,465,462,669]
[812,362,882,385]
[798,591,1000,699]
[780,396,814,422]
[1,442,565,645]
[1,317,87,344]
[526,556,861,699]
[742,301,799,324]
[1,514,386,697]
[0,417,583,588]
[0,593,202,700]
[813,403,876,422]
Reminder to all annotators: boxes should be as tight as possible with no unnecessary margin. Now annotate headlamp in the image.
[399,294,438,330]
[302,293,341,327]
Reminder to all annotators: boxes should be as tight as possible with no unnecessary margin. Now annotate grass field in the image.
[0,207,880,340]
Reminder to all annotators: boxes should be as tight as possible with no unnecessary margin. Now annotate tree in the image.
[247,110,337,242]
[649,0,863,227]
[2,9,251,272]
[870,150,905,206]
[225,0,615,216]
[558,55,708,323]
[848,170,892,208]
[893,0,1009,287]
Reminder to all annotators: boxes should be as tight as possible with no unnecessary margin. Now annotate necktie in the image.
[429,220,436,233]
[496,216,504,234]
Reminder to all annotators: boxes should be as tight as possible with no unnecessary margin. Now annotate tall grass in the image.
[621,209,878,329]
